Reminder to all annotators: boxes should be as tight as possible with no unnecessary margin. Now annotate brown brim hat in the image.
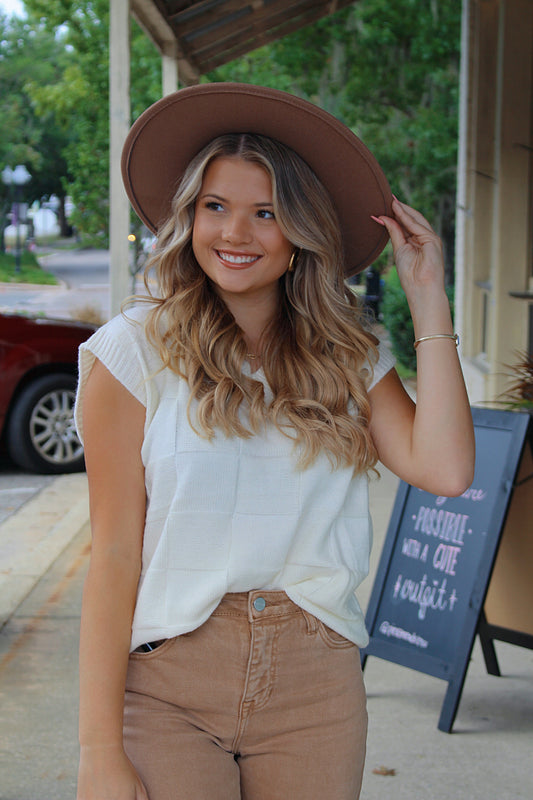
[121,82,392,276]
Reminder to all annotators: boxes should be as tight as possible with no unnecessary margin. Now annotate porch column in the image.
[109,0,131,317]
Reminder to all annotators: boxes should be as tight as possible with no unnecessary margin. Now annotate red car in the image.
[0,311,96,473]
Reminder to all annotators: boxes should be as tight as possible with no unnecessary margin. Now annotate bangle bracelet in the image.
[414,333,459,349]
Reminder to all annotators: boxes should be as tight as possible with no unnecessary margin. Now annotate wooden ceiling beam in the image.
[133,0,354,80]
[184,0,351,59]
[175,0,322,42]
[131,0,201,83]
[197,1,352,72]
[168,0,255,29]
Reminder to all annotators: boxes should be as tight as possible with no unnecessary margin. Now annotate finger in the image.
[392,197,435,235]
[372,214,409,254]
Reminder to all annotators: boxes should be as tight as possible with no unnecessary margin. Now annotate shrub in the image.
[381,267,416,372]
[381,267,455,373]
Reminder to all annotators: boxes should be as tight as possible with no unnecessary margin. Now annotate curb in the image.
[0,473,90,629]
[0,280,67,292]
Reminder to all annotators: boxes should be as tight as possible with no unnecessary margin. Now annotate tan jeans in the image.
[124,590,367,799]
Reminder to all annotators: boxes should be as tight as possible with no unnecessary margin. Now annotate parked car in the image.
[0,312,97,474]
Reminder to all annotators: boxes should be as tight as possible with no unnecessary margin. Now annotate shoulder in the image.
[81,303,160,369]
[75,303,161,441]
[85,303,151,346]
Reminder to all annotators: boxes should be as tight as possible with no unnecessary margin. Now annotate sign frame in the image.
[361,407,532,732]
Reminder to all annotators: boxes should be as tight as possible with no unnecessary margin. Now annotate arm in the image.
[77,359,149,800]
[368,198,475,496]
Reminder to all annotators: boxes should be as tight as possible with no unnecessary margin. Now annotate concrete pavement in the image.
[0,472,89,629]
[1,464,532,799]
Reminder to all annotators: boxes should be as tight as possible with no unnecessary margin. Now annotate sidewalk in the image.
[0,472,89,629]
[0,465,532,799]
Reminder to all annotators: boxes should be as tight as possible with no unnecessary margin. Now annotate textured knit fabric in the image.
[75,305,395,652]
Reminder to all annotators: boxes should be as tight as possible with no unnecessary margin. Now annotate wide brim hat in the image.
[121,82,392,276]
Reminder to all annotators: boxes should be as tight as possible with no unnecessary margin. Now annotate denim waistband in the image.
[211,591,302,623]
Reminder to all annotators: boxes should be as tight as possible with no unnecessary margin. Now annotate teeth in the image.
[218,251,259,264]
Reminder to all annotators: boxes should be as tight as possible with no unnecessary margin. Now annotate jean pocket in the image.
[130,637,175,660]
[316,620,356,650]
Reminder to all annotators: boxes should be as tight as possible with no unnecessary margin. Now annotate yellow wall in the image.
[457,0,533,405]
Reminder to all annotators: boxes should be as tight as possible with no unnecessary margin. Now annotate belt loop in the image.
[301,608,318,634]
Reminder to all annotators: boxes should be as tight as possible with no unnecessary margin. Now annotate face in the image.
[192,156,293,311]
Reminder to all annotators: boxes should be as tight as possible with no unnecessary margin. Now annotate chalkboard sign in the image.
[361,407,532,732]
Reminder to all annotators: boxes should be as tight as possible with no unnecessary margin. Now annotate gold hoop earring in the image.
[288,250,298,272]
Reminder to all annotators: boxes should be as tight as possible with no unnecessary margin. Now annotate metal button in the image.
[253,596,266,612]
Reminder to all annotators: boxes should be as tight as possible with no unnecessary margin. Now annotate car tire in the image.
[5,373,85,474]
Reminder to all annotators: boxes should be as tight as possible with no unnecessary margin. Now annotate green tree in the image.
[24,0,161,242]
[0,11,72,236]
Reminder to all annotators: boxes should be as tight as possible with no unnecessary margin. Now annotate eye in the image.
[256,208,275,220]
[205,200,224,212]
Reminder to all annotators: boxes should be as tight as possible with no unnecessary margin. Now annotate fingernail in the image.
[370,215,386,226]
[392,194,400,202]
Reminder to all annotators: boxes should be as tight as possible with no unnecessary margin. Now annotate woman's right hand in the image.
[77,744,149,800]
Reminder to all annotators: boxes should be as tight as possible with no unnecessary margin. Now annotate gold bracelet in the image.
[413,333,459,349]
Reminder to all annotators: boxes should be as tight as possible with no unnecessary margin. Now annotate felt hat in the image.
[121,82,392,276]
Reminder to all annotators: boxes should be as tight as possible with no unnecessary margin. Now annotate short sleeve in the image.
[366,337,396,392]
[74,306,156,443]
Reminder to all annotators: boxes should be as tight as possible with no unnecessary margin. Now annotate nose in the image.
[222,212,253,244]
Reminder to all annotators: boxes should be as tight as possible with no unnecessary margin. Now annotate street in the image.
[37,248,110,290]
[0,248,112,323]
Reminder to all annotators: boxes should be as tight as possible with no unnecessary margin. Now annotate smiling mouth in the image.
[216,250,261,267]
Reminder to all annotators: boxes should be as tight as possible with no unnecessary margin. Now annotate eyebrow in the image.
[199,192,274,207]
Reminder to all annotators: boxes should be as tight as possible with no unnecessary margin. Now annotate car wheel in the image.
[6,373,85,474]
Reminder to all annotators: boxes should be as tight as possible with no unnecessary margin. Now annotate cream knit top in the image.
[75,305,395,652]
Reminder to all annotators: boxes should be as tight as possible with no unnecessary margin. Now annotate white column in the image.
[162,42,179,96]
[109,0,131,317]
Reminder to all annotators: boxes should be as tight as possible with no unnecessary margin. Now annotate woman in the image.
[75,84,474,800]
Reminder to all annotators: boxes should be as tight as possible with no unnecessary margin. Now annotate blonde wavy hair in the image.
[139,133,379,474]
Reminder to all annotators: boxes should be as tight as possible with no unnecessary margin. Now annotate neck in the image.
[218,287,279,353]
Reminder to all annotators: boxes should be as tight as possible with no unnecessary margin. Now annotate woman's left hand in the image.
[372,196,451,335]
[373,197,445,299]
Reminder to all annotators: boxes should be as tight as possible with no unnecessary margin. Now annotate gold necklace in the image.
[246,353,259,359]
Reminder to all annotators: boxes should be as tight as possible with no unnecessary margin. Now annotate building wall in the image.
[457,0,533,405]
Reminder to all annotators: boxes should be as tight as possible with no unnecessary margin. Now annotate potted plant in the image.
[498,351,533,412]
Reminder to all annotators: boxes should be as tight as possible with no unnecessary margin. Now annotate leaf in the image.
[372,765,397,776]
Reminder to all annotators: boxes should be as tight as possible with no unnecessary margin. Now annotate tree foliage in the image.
[0,11,71,233]
[19,0,161,241]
